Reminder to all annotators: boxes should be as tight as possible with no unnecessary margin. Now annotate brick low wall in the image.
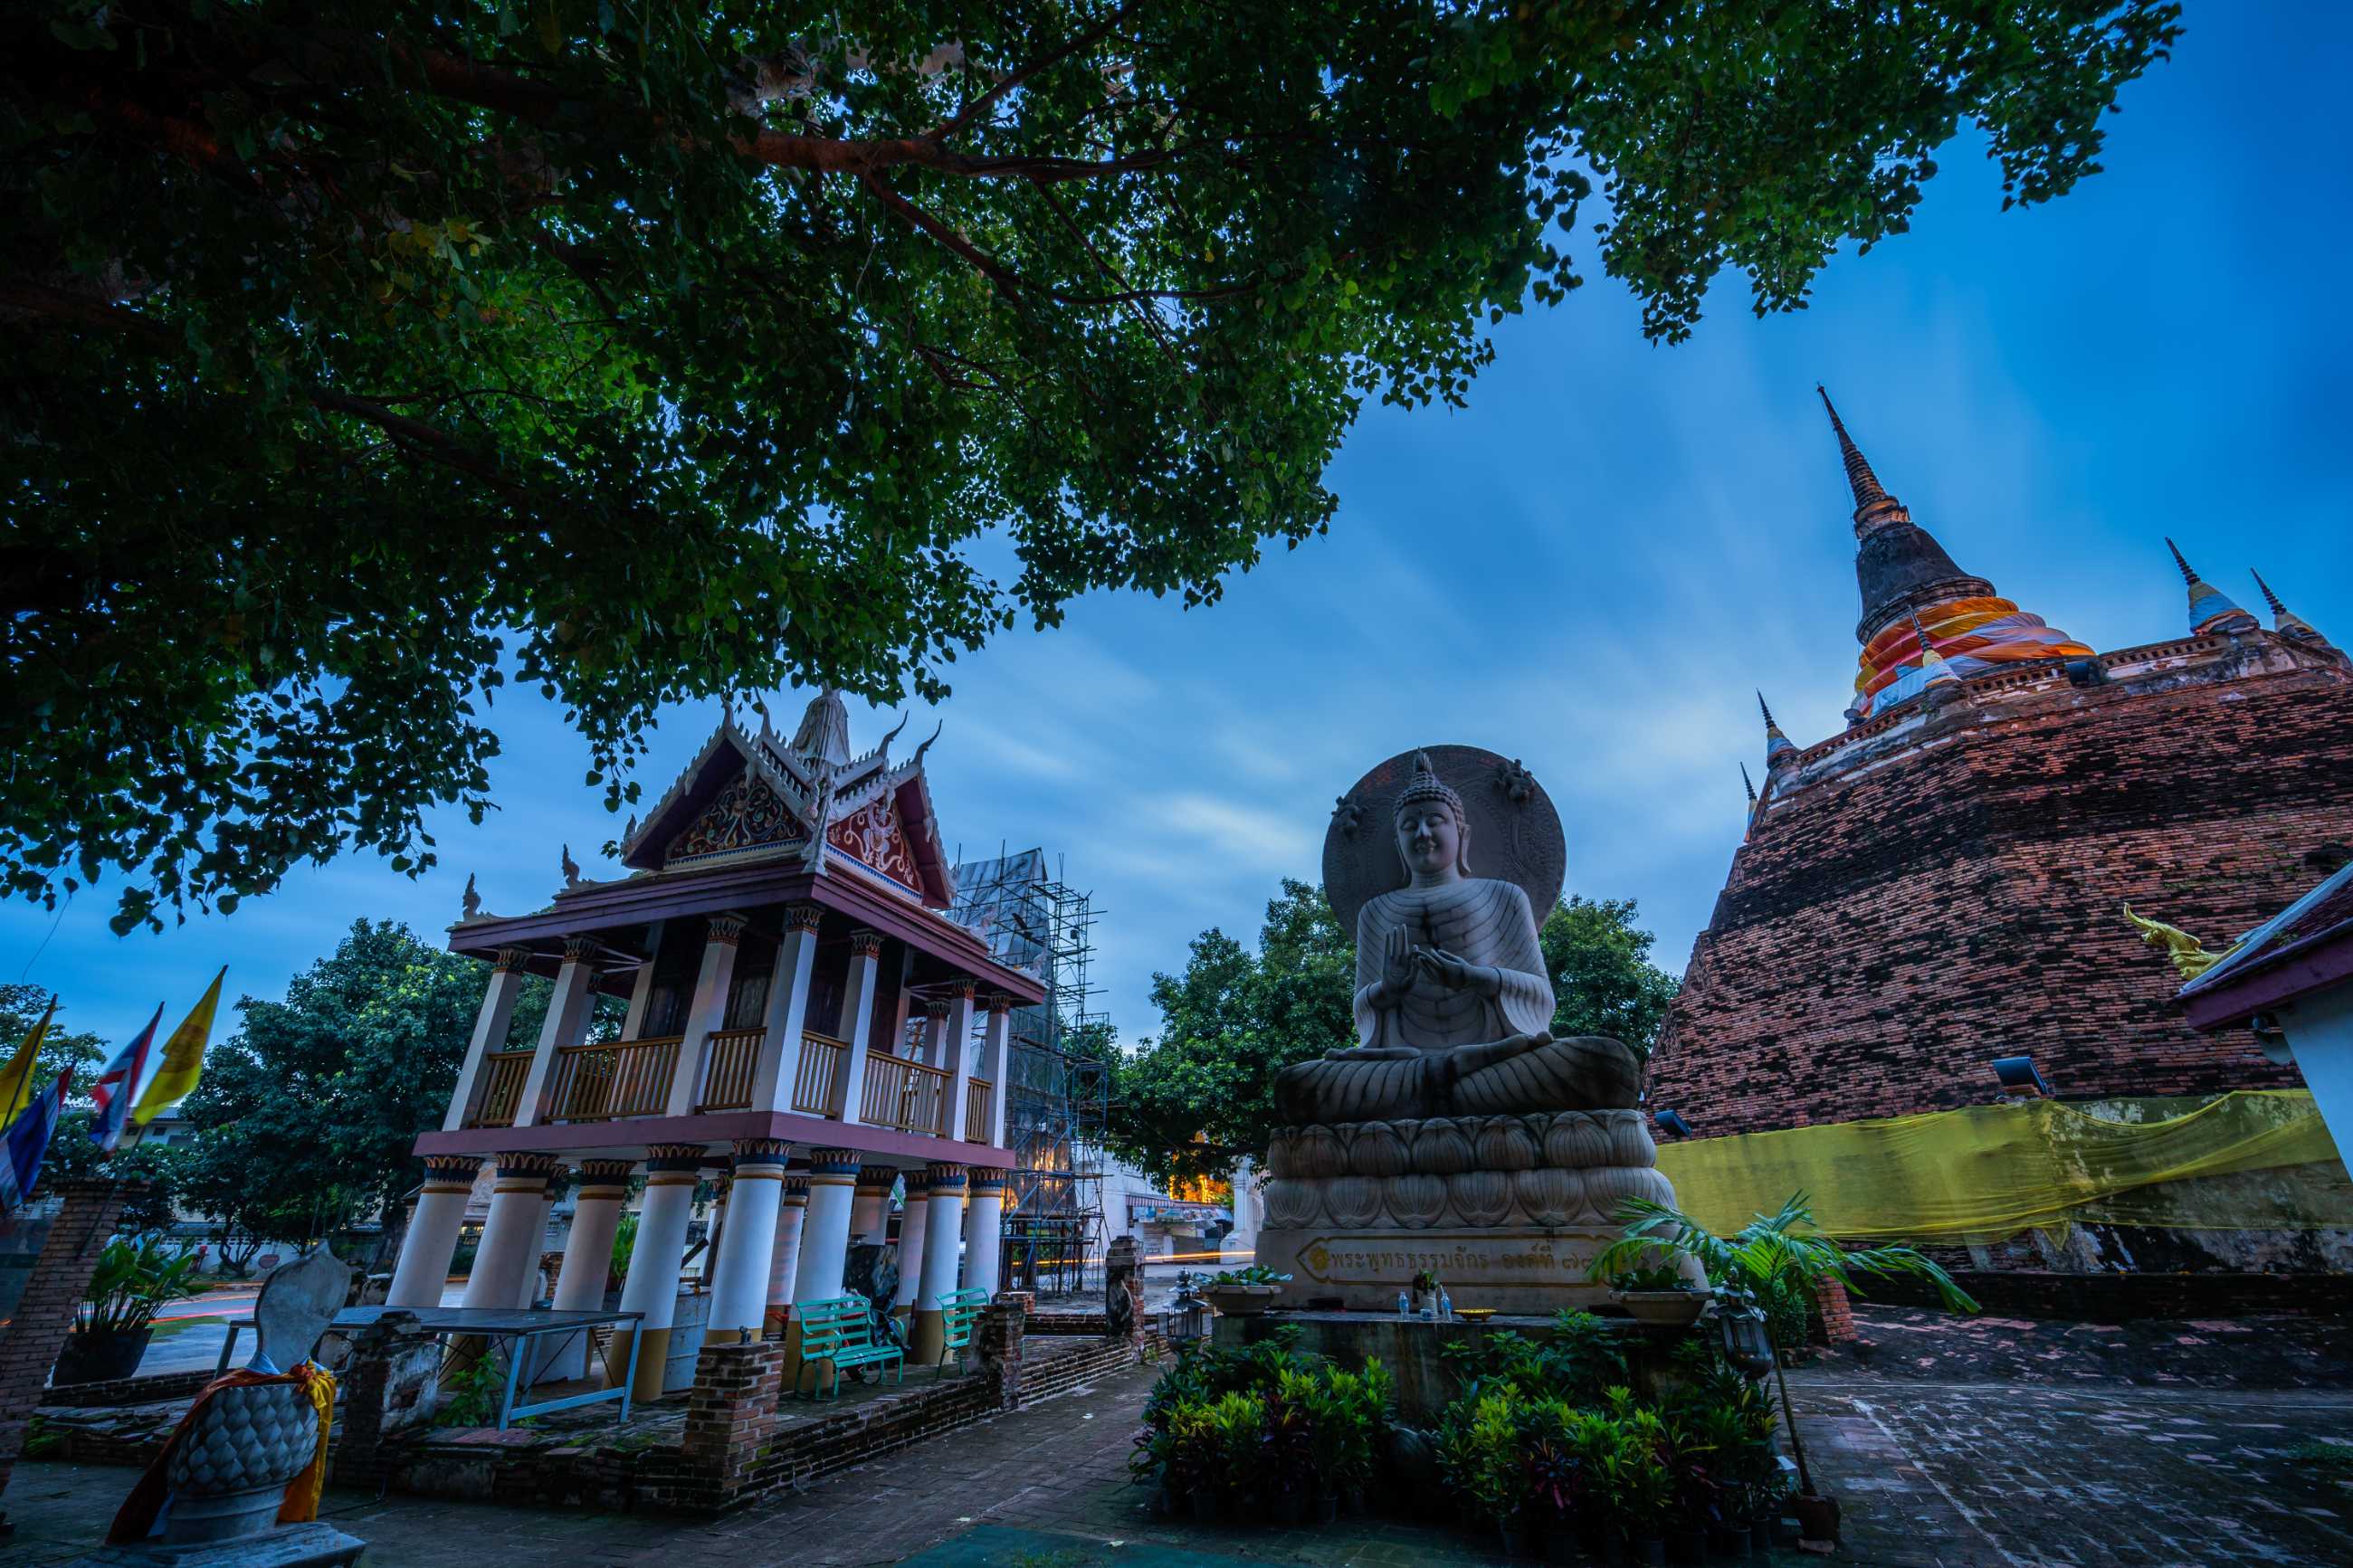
[329,1298,1167,1519]
[40,1367,214,1409]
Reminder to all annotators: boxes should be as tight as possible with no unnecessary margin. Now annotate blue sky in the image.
[8,8,2348,1056]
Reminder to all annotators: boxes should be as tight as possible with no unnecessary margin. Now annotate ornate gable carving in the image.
[827,791,922,889]
[667,768,805,867]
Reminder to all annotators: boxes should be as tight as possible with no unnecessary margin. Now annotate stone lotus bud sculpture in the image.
[86,1249,364,1566]
[1253,745,1697,1311]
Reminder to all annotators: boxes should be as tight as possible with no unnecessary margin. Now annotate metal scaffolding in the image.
[948,849,1107,1296]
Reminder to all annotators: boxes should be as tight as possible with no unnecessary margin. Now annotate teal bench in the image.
[793,1292,903,1400]
[929,1287,990,1377]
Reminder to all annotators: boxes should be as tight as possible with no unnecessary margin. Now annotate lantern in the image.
[1168,1269,1209,1351]
[1717,1281,1775,1382]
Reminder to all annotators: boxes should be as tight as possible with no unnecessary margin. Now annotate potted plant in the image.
[1326,1359,1387,1514]
[1164,1401,1222,1522]
[1200,1263,1291,1317]
[55,1234,203,1386]
[1617,1430,1672,1567]
[1605,1263,1709,1327]
[1591,1191,1978,1549]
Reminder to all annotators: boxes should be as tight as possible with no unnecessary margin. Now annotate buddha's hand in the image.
[1373,927,1415,1004]
[1415,947,1500,998]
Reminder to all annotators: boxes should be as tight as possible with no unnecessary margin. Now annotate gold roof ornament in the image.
[2121,902,2229,982]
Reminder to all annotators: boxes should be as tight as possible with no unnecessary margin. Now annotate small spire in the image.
[2164,539,2258,636]
[2251,568,2325,644]
[1739,762,1758,803]
[1817,385,1908,536]
[1758,690,1796,767]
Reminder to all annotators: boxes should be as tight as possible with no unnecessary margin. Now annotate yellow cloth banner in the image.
[0,998,55,1135]
[130,967,224,1126]
[1652,1090,2351,1243]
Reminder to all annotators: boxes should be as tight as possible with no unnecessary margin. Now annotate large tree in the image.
[176,917,596,1262]
[1108,881,1681,1183]
[1,2,2179,932]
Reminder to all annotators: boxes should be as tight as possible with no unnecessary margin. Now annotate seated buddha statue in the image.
[1273,752,1642,1124]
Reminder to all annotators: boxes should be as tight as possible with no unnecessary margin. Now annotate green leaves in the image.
[1,2,2178,927]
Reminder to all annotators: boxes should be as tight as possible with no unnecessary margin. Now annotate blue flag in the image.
[0,1068,72,1211]
[90,1003,161,1153]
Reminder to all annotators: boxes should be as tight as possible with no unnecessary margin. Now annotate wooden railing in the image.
[697,1026,766,1112]
[860,1055,951,1136]
[464,1050,536,1128]
[547,1035,681,1122]
[791,1031,849,1116]
[965,1078,993,1144]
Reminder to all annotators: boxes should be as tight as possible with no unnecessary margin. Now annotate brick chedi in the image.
[1650,396,2353,1138]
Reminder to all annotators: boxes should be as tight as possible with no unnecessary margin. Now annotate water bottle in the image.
[1438,1286,1453,1322]
[1396,1289,1411,1319]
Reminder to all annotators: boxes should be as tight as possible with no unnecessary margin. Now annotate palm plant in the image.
[1590,1192,1977,1501]
[76,1234,203,1337]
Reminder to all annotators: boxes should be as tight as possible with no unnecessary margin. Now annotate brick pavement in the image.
[2,1362,2348,1566]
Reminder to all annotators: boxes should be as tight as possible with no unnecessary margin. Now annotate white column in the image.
[516,1187,558,1307]
[784,1148,861,1387]
[939,985,977,1145]
[710,1139,788,1336]
[667,914,746,1117]
[849,1165,896,1243]
[516,937,597,1127]
[444,950,529,1131]
[614,1144,704,1401]
[386,1157,482,1308]
[536,1159,633,1383]
[767,1169,809,1331]
[891,1170,932,1313]
[754,905,824,1113]
[979,993,1015,1147]
[918,1000,948,1066]
[699,1177,729,1285]
[909,1163,968,1364]
[789,1148,860,1303]
[963,1169,1005,1303]
[462,1154,558,1310]
[619,927,663,1037]
[830,933,884,1123]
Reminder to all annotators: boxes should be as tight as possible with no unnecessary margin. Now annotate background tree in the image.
[1106,880,1354,1187]
[1107,882,1680,1184]
[1,2,2180,933]
[177,918,606,1265]
[1541,896,1681,1060]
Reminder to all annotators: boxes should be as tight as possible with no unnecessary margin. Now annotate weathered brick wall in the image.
[37,1367,213,1409]
[0,1180,131,1517]
[1652,662,2353,1136]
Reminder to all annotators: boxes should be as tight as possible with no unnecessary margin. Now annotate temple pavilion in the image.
[386,689,1047,1392]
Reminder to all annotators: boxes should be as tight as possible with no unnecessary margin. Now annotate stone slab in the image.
[74,1521,367,1566]
[1256,1224,1619,1312]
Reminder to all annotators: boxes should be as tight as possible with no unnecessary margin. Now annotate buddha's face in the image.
[1396,803,1462,879]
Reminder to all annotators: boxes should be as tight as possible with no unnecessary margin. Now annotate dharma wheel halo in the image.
[1322,744,1567,940]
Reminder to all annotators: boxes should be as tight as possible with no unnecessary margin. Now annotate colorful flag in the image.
[129,967,225,1128]
[0,996,56,1137]
[90,1003,163,1153]
[0,1068,72,1211]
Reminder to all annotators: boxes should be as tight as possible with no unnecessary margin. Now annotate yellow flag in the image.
[0,998,56,1136]
[130,967,225,1126]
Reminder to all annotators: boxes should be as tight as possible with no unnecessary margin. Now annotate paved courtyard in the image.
[4,1322,2349,1567]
